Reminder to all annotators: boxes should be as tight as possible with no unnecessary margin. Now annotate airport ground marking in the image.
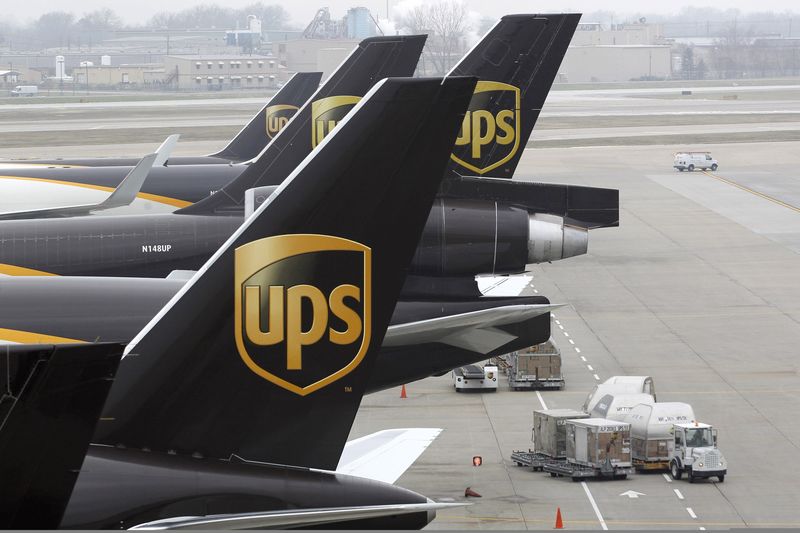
[674,489,685,500]
[687,508,698,519]
[581,481,608,530]
[581,356,587,362]
[564,331,570,337]
[558,324,564,330]
[587,364,594,371]
[575,347,581,353]
[593,374,600,381]
[619,490,646,499]
[662,473,672,483]
[569,339,575,345]
[536,390,548,410]
[702,170,800,214]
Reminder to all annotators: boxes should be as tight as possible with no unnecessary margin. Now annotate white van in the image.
[10,85,38,97]
[674,152,718,172]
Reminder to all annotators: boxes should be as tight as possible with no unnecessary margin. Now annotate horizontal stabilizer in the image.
[383,303,562,352]
[337,428,442,484]
[439,175,619,228]
[129,502,467,530]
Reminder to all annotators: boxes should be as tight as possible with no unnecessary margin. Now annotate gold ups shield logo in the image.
[265,104,299,139]
[234,234,372,396]
[311,95,361,148]
[451,81,521,175]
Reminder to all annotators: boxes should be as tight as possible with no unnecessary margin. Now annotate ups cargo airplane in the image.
[0,14,579,212]
[0,15,617,289]
[1,76,544,530]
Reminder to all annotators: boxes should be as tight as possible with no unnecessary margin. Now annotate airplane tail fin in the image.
[178,35,426,215]
[0,343,123,529]
[208,72,322,162]
[446,13,580,178]
[94,76,477,471]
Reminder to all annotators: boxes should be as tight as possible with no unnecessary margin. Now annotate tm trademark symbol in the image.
[344,386,352,393]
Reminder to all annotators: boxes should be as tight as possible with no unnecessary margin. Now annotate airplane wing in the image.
[337,428,442,484]
[128,502,466,530]
[382,303,562,353]
[0,134,179,220]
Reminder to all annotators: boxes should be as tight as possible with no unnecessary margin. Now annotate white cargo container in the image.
[582,376,656,413]
[624,402,695,470]
[589,393,655,421]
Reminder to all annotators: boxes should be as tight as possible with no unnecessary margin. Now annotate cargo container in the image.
[624,402,695,470]
[506,339,564,390]
[582,376,656,412]
[589,393,655,421]
[541,418,633,480]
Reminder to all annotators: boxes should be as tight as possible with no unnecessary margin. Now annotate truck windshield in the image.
[685,428,713,447]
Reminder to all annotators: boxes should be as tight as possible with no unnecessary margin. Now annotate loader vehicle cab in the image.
[669,422,726,483]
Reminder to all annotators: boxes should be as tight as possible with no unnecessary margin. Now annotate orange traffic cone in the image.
[464,487,482,498]
[400,384,407,398]
[554,507,564,529]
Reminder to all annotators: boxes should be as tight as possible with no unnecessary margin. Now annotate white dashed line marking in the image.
[580,356,587,362]
[674,489,684,500]
[699,528,706,531]
[558,324,564,330]
[555,320,561,325]
[662,473,672,483]
[536,390,548,410]
[533,289,539,293]
[563,331,570,337]
[687,507,697,519]
[587,365,594,371]
[569,339,575,345]
[581,482,608,531]
[575,347,581,353]
[593,374,600,381]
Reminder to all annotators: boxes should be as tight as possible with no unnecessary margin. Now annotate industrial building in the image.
[163,54,287,90]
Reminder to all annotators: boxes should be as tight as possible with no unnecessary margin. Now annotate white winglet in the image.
[337,428,442,484]
[152,134,180,167]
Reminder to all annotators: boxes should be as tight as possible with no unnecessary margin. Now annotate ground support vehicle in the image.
[673,151,718,172]
[669,422,727,483]
[452,364,498,392]
[506,339,564,390]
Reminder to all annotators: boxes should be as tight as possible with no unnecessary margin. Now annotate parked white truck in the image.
[624,402,696,471]
[10,85,38,97]
[673,152,718,172]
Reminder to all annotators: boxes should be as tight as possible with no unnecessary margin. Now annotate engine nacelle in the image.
[527,213,588,263]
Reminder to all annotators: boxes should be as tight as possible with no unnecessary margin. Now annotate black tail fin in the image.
[94,76,477,471]
[178,35,426,215]
[446,13,580,178]
[208,72,322,162]
[0,343,123,528]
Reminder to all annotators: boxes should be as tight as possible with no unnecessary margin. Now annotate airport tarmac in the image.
[2,83,800,529]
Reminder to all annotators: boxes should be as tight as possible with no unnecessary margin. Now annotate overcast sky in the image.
[6,0,800,26]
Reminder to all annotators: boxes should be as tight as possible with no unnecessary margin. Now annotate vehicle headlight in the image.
[698,462,704,467]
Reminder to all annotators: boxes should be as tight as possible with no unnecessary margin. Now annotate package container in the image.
[566,418,632,468]
[533,409,589,458]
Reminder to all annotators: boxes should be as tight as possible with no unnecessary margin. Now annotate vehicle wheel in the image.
[614,474,628,480]
[572,476,581,482]
[711,164,718,171]
[718,475,725,483]
[688,164,695,172]
[688,472,696,484]
[550,472,557,477]
[670,460,683,480]
[678,168,684,172]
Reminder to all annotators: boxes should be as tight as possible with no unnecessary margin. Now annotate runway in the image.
[2,81,800,529]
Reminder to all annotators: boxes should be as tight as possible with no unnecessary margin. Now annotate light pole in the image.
[85,63,89,95]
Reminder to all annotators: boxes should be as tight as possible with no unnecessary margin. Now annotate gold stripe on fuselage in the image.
[0,327,86,344]
[0,263,58,276]
[0,175,192,209]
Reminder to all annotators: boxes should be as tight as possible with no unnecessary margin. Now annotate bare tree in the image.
[397,1,470,75]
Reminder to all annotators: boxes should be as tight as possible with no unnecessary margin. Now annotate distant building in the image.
[561,45,672,82]
[164,54,288,90]
[345,7,377,39]
[276,39,358,78]
[73,64,165,88]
